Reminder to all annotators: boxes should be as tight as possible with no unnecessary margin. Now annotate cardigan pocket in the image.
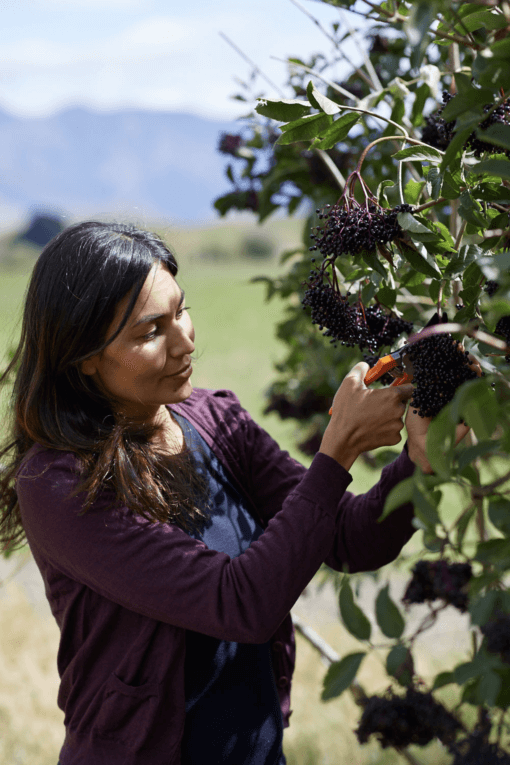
[95,672,161,750]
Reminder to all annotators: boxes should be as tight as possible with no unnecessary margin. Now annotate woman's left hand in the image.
[405,349,483,473]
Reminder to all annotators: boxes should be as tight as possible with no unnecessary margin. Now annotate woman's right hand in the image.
[319,361,414,472]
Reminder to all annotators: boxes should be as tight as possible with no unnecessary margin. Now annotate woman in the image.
[0,221,444,764]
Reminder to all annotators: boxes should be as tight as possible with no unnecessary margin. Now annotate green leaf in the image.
[361,249,387,278]
[376,286,397,308]
[386,644,414,686]
[375,585,405,639]
[404,179,425,206]
[441,88,494,122]
[339,579,372,641]
[379,476,415,522]
[426,405,456,478]
[425,166,442,200]
[456,506,475,551]
[456,9,508,31]
[489,498,510,536]
[457,440,500,471]
[321,652,366,701]
[433,671,455,689]
[255,98,311,121]
[472,158,510,181]
[311,113,360,150]
[398,242,442,279]
[479,671,502,707]
[392,145,442,162]
[451,379,498,441]
[306,82,341,116]
[480,123,510,152]
[412,484,441,530]
[475,539,510,568]
[377,179,395,206]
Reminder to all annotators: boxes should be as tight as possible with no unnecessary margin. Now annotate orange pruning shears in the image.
[328,346,414,414]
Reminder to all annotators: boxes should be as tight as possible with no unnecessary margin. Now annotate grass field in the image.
[0,219,479,765]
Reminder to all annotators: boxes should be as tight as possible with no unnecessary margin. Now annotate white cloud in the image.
[0,3,365,119]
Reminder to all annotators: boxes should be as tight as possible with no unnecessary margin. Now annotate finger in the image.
[346,361,370,385]
[393,383,415,402]
[455,421,471,444]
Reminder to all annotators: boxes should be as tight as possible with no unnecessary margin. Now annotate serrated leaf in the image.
[321,652,366,701]
[376,585,405,639]
[339,579,372,641]
[392,145,442,162]
[255,98,311,121]
[398,242,442,278]
[307,82,341,116]
[311,113,360,150]
[276,113,333,146]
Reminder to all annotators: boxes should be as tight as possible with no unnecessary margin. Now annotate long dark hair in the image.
[0,221,208,553]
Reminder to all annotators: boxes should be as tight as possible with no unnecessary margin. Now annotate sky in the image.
[0,0,367,120]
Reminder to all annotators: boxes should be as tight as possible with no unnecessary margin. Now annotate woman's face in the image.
[81,262,195,420]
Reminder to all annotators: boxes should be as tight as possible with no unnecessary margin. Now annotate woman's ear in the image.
[81,356,98,376]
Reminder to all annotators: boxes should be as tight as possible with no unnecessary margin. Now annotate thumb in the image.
[394,383,414,402]
[345,361,370,386]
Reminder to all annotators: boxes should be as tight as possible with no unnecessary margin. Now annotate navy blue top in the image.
[173,412,286,765]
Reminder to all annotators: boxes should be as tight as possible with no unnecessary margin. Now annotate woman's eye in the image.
[177,305,191,317]
[142,327,158,341]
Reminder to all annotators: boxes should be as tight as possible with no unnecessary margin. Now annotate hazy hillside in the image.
[0,107,243,227]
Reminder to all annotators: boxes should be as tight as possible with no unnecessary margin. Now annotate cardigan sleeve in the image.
[17,446,352,646]
[231,394,417,574]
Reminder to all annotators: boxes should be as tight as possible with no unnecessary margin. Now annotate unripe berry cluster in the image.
[356,688,461,749]
[402,560,472,613]
[407,333,479,418]
[422,91,510,158]
[309,203,414,260]
[301,280,412,352]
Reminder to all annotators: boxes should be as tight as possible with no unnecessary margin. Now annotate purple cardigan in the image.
[17,388,416,765]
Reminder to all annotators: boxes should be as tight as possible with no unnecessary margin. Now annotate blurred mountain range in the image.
[0,107,242,230]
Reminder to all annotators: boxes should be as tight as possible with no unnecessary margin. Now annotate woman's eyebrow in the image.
[131,289,185,329]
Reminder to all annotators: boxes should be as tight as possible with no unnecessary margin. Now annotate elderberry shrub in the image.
[480,611,510,664]
[309,203,413,260]
[407,333,478,418]
[356,688,461,749]
[402,560,472,613]
[302,280,412,352]
[422,91,510,158]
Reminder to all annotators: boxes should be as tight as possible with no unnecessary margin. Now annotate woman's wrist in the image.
[406,437,434,474]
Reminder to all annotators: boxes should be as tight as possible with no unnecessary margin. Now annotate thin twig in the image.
[219,32,286,98]
[271,55,360,103]
[288,0,375,89]
[338,8,383,91]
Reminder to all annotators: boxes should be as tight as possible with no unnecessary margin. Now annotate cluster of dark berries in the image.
[218,132,245,156]
[422,91,510,158]
[403,560,472,613]
[484,280,500,297]
[480,611,510,663]
[309,203,414,260]
[356,687,461,749]
[301,281,412,352]
[407,333,478,418]
[263,389,331,421]
[421,92,456,150]
[495,316,510,363]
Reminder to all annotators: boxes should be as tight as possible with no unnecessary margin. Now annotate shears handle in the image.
[328,356,411,415]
